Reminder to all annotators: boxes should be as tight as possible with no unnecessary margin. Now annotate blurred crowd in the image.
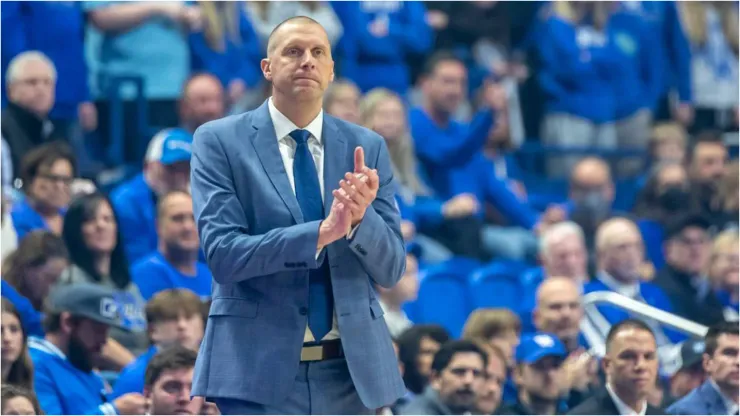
[0,1,738,415]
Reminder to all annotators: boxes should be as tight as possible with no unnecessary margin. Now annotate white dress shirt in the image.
[606,382,647,416]
[267,97,340,344]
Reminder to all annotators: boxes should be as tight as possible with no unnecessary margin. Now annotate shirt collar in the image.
[29,336,67,360]
[599,271,641,299]
[268,97,323,145]
[606,382,647,416]
[709,379,739,414]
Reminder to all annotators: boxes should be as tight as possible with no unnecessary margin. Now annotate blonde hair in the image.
[650,122,688,148]
[324,80,360,111]
[199,1,242,53]
[679,2,739,54]
[714,161,739,212]
[360,88,430,196]
[462,308,521,341]
[552,1,611,30]
[707,230,739,284]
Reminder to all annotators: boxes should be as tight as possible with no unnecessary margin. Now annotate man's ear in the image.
[429,370,442,390]
[261,59,272,82]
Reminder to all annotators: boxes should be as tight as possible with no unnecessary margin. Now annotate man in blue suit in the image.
[189,16,407,415]
[668,321,739,415]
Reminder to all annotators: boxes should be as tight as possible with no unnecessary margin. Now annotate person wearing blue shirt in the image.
[110,128,193,264]
[31,283,147,415]
[131,191,212,301]
[112,289,205,399]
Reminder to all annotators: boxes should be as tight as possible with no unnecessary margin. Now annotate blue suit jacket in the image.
[189,101,406,408]
[668,380,731,415]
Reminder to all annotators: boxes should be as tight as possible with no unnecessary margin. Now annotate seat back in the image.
[469,260,530,311]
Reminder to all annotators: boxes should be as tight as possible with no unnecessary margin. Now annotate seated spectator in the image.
[707,231,739,321]
[1,51,64,179]
[499,333,567,415]
[1,300,33,390]
[687,131,729,218]
[60,193,148,354]
[668,338,706,403]
[462,309,521,370]
[568,319,663,414]
[668,321,739,415]
[0,384,41,415]
[248,1,343,53]
[30,284,147,415]
[654,214,725,326]
[112,289,205,399]
[324,79,361,125]
[474,343,507,415]
[111,128,193,264]
[398,340,487,415]
[646,123,688,172]
[143,345,216,415]
[586,218,684,345]
[1,230,69,337]
[132,191,211,301]
[331,1,432,95]
[710,160,739,231]
[178,73,226,135]
[396,325,451,395]
[533,277,585,354]
[189,2,262,112]
[377,254,419,338]
[536,2,618,177]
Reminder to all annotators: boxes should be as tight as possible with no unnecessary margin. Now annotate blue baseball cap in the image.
[516,333,568,364]
[145,128,193,165]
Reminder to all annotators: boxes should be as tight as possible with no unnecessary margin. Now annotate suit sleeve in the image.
[191,126,324,284]
[347,136,406,288]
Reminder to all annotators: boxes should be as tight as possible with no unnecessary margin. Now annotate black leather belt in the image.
[300,339,344,362]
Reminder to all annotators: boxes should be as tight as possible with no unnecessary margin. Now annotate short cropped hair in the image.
[704,321,739,357]
[266,16,323,55]
[144,345,198,388]
[605,319,655,353]
[431,340,488,374]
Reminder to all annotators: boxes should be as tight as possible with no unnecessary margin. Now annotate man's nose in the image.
[300,50,316,68]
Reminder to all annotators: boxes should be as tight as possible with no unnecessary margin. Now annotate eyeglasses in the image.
[38,173,74,186]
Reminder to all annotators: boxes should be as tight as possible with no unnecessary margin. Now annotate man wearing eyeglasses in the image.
[398,340,487,415]
[654,214,724,326]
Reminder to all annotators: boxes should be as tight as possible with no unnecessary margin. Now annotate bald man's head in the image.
[179,73,224,132]
[266,16,327,57]
[569,157,615,211]
[595,218,644,283]
[534,277,583,347]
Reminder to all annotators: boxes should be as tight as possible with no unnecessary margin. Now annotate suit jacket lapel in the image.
[700,380,728,415]
[251,102,304,224]
[321,116,347,216]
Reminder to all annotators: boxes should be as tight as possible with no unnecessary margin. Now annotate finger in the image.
[339,180,367,206]
[332,189,362,212]
[354,147,365,173]
[362,167,380,189]
[345,173,370,196]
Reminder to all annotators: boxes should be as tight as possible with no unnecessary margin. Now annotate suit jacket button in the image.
[299,307,308,315]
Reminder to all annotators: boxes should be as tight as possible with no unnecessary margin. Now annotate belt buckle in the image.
[301,345,323,362]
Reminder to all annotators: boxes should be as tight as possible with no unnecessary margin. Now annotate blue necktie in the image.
[290,129,333,340]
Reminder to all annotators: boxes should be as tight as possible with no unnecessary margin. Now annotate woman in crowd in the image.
[0,384,41,415]
[11,142,76,241]
[1,300,33,390]
[395,324,451,395]
[1,231,69,338]
[59,193,148,355]
[324,79,362,125]
[707,230,739,321]
[711,160,739,231]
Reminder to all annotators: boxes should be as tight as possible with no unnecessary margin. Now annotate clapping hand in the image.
[331,147,379,227]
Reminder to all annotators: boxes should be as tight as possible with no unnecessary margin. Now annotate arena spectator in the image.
[0,384,41,416]
[1,51,64,180]
[178,73,226,135]
[462,309,521,370]
[654,214,724,326]
[678,2,739,134]
[1,230,69,338]
[646,122,688,171]
[30,283,147,415]
[710,160,739,231]
[331,1,432,95]
[142,345,214,415]
[396,325,451,395]
[1,194,16,260]
[11,142,75,240]
[131,191,211,301]
[377,254,419,338]
[1,300,33,390]
[474,343,507,415]
[110,128,193,263]
[634,163,691,225]
[707,230,739,321]
[398,340,487,415]
[248,2,344,52]
[668,338,706,403]
[687,131,729,217]
[568,319,662,415]
[668,321,739,415]
[585,218,683,345]
[60,192,147,354]
[324,78,362,125]
[112,289,205,399]
[188,2,262,111]
[499,333,567,415]
[533,277,585,354]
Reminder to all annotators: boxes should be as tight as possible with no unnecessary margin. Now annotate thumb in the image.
[354,146,365,173]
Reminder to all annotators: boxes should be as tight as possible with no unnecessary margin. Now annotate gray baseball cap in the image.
[46,283,129,331]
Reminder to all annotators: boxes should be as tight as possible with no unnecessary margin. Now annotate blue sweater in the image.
[1,280,44,338]
[331,1,432,94]
[536,16,620,123]
[0,2,89,119]
[110,174,157,264]
[110,345,158,399]
[131,252,212,301]
[30,337,119,415]
[189,10,263,89]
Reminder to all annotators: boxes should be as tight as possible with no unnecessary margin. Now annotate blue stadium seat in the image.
[469,260,531,311]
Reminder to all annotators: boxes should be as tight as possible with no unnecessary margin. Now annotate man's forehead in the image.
[271,22,330,50]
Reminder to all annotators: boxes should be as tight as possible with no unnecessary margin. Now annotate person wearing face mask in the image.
[686,131,729,218]
[110,128,194,264]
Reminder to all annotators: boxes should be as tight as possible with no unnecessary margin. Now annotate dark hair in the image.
[0,300,33,390]
[421,50,466,78]
[20,141,76,191]
[1,231,69,309]
[396,325,451,394]
[1,384,42,415]
[704,321,739,357]
[431,340,488,374]
[688,130,725,165]
[605,319,655,352]
[61,193,131,289]
[144,345,198,388]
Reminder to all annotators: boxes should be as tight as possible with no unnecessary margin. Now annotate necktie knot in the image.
[290,129,311,146]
